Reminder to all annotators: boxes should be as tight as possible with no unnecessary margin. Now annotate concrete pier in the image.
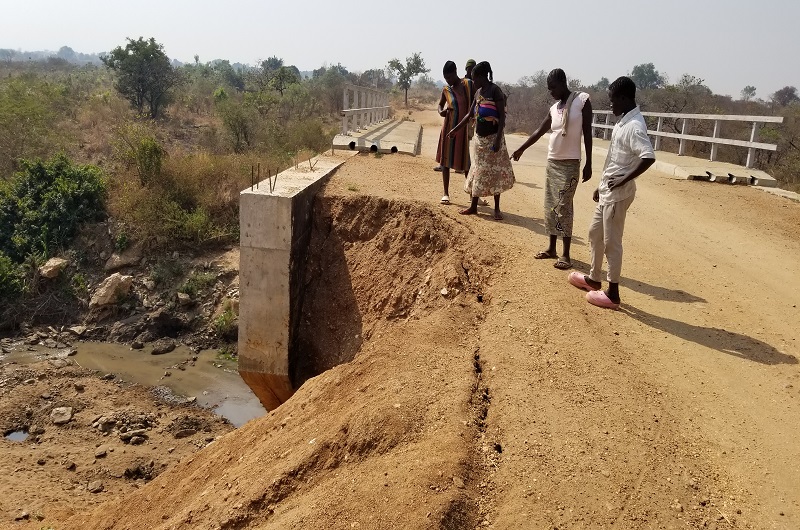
[238,151,357,410]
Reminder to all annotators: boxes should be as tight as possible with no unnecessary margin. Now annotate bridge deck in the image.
[333,119,422,155]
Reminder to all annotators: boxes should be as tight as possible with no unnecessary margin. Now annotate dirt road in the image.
[17,109,800,530]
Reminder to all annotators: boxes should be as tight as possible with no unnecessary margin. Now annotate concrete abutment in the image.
[238,152,357,410]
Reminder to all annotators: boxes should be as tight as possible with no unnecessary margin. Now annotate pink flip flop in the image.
[586,290,620,310]
[568,271,594,292]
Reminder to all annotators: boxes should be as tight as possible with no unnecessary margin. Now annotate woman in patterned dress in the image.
[435,60,474,204]
[448,61,514,220]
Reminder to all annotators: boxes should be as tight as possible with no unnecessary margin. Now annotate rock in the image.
[51,407,74,425]
[96,417,116,433]
[174,428,196,439]
[88,480,104,493]
[90,273,134,307]
[453,476,465,489]
[144,280,156,291]
[440,288,449,296]
[95,446,108,458]
[29,425,45,435]
[131,341,144,350]
[44,338,58,349]
[151,338,176,355]
[65,460,76,471]
[146,308,186,336]
[177,292,192,306]
[100,373,115,381]
[69,325,87,337]
[37,458,46,465]
[39,257,70,279]
[104,244,143,272]
[74,382,85,392]
[14,512,29,521]
[172,251,179,260]
[119,429,147,441]
[129,435,146,445]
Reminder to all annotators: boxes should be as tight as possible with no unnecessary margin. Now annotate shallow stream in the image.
[1,342,265,427]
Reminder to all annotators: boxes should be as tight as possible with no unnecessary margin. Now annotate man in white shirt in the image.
[568,76,655,309]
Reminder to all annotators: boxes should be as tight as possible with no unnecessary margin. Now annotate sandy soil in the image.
[0,357,232,525]
[5,108,800,529]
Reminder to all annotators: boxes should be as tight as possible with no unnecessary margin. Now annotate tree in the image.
[101,37,180,119]
[358,68,392,89]
[591,77,610,91]
[271,65,300,95]
[629,63,666,90]
[741,85,757,101]
[388,52,429,107]
[771,86,799,107]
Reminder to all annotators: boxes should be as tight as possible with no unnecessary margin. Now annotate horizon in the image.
[2,0,798,99]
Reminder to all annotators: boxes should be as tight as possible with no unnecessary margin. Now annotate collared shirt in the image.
[599,106,655,205]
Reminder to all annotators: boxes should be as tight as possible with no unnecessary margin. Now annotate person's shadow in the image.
[622,304,797,365]
[492,210,548,236]
[622,277,707,303]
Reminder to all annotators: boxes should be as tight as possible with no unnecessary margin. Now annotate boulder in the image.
[39,257,69,279]
[90,273,133,307]
[151,338,176,355]
[104,244,143,272]
[51,407,74,425]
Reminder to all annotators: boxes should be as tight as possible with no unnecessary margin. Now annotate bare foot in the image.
[494,211,504,220]
[460,208,477,215]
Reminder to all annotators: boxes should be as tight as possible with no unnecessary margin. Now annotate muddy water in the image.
[1,343,265,427]
[5,430,28,442]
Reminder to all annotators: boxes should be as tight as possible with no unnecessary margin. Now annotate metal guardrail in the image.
[591,111,784,168]
[341,84,389,135]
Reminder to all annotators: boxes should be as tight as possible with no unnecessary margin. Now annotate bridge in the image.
[238,87,789,410]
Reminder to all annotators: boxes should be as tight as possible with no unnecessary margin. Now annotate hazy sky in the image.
[2,0,797,98]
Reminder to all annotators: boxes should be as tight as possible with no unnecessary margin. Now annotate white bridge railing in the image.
[341,84,389,135]
[591,111,784,168]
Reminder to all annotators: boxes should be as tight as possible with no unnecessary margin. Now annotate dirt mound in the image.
[292,194,497,387]
[43,192,503,530]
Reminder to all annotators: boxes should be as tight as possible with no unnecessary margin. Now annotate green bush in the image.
[214,306,237,339]
[0,251,24,304]
[0,154,106,262]
[180,271,216,297]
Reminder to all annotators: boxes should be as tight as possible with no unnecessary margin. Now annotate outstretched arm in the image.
[448,95,476,137]
[581,98,593,181]
[511,114,552,161]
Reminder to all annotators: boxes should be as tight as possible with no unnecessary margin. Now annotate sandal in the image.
[553,258,572,270]
[534,250,557,259]
[440,195,450,205]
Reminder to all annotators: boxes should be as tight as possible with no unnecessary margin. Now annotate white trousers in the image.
[588,194,635,284]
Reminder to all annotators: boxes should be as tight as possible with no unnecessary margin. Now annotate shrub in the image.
[180,271,216,297]
[0,251,23,305]
[112,122,166,186]
[0,154,106,262]
[214,305,237,340]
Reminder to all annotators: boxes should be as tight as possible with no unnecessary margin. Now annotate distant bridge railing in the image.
[591,111,784,168]
[341,84,389,135]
